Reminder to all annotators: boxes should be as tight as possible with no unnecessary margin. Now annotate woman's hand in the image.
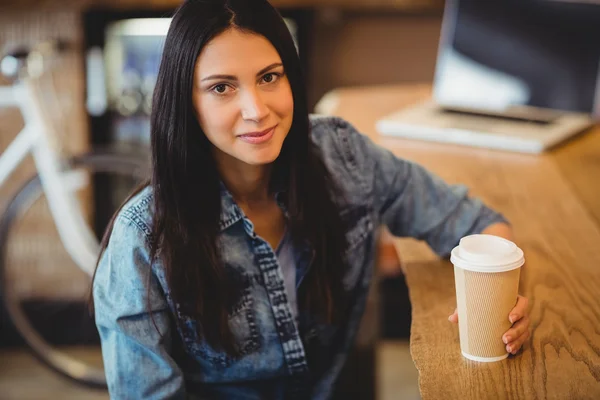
[448,295,530,354]
[448,223,531,354]
[376,227,405,277]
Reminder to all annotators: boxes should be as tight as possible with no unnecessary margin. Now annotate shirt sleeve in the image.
[93,215,186,399]
[338,119,509,257]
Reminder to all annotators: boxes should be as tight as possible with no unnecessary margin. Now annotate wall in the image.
[308,10,442,107]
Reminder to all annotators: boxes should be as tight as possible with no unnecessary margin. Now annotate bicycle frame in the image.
[0,79,100,276]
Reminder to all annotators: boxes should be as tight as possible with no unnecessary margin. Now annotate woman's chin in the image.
[239,148,282,166]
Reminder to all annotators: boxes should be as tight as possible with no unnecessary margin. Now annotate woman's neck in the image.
[215,152,272,206]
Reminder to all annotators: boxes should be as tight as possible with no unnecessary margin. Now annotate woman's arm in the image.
[334,119,508,256]
[328,118,531,353]
[93,216,186,399]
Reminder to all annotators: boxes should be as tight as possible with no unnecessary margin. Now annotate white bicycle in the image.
[0,41,148,387]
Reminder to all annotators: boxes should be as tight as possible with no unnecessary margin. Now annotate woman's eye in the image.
[261,73,280,84]
[213,84,229,94]
[210,83,230,95]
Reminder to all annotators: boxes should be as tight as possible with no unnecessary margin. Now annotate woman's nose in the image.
[240,89,269,122]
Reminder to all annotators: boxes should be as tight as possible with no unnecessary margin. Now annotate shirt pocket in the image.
[341,205,374,290]
[173,273,261,370]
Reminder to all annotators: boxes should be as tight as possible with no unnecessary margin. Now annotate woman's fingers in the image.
[448,308,458,324]
[506,328,530,354]
[503,315,530,344]
[509,295,529,324]
[450,295,531,355]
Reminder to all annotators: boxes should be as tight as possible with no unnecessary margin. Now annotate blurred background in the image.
[0,0,598,399]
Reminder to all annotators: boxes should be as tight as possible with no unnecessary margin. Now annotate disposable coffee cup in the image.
[450,234,525,362]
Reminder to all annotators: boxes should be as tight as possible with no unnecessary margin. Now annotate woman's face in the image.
[193,28,294,167]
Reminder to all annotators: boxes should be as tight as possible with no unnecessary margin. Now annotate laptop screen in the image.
[433,0,600,119]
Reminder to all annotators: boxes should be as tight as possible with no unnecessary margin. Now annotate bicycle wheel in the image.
[0,150,148,388]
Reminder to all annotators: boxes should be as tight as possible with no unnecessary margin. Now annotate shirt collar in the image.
[218,180,289,232]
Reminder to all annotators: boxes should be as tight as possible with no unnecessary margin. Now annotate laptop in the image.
[376,0,600,153]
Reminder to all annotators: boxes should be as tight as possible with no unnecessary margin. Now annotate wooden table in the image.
[316,84,600,400]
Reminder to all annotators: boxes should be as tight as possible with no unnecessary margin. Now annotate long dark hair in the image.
[91,0,349,357]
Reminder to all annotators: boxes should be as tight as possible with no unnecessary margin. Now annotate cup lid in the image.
[450,234,524,273]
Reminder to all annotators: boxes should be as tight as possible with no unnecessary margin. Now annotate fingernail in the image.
[503,336,511,344]
[506,345,511,353]
[448,315,452,322]
[509,315,516,323]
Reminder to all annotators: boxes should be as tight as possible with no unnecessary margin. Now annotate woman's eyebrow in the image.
[256,62,283,76]
[201,62,283,82]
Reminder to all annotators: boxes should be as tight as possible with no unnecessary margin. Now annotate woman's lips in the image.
[238,125,277,144]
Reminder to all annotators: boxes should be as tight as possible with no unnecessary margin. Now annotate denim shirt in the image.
[93,115,508,399]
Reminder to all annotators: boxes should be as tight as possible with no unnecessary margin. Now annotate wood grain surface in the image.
[317,84,600,399]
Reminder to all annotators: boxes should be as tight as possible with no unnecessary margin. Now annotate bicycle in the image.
[0,41,149,388]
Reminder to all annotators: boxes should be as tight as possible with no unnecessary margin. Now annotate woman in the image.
[91,0,530,398]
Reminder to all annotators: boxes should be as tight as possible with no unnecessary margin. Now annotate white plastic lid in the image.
[450,234,524,273]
